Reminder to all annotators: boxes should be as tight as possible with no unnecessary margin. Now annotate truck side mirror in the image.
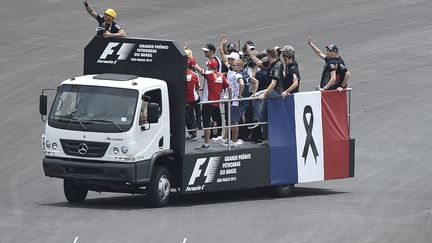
[39,88,56,122]
[40,94,48,116]
[147,103,160,124]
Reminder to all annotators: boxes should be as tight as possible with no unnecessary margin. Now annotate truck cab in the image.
[42,73,175,206]
[41,36,187,207]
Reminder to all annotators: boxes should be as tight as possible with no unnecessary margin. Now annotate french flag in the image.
[267,90,351,185]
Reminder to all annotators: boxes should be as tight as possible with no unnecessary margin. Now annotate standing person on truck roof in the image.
[307,36,351,90]
[238,41,260,140]
[201,43,223,137]
[213,59,248,147]
[83,0,126,38]
[232,59,255,145]
[247,53,270,143]
[219,36,244,130]
[247,47,284,145]
[281,51,300,97]
[183,42,203,130]
[185,57,200,141]
[280,45,301,83]
[193,59,231,150]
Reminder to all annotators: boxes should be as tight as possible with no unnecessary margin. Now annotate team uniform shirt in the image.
[255,67,270,92]
[320,57,338,89]
[238,70,251,98]
[267,60,284,94]
[282,63,300,93]
[202,71,229,107]
[237,70,251,106]
[335,56,349,88]
[186,70,200,104]
[226,69,240,106]
[95,15,123,35]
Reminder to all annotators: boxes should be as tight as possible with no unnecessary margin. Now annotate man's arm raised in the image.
[83,0,98,18]
[307,36,326,59]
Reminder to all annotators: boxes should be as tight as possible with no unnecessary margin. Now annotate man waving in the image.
[83,0,126,38]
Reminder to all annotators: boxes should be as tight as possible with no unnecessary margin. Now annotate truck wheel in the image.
[273,184,294,198]
[146,166,171,207]
[64,179,88,203]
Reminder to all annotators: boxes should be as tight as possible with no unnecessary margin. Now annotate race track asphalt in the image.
[1,0,432,242]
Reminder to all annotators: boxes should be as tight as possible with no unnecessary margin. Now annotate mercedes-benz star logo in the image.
[78,143,88,155]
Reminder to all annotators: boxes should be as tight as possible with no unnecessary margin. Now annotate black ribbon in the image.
[302,105,319,165]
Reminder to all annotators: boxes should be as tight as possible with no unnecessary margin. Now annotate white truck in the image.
[40,37,355,207]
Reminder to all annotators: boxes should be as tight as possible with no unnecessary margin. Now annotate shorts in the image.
[230,103,247,124]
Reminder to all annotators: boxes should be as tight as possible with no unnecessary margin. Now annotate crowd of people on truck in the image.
[184,36,351,150]
[82,2,351,150]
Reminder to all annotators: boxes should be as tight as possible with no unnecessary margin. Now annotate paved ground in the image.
[1,0,432,242]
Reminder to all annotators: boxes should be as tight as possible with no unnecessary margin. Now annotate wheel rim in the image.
[158,175,171,201]
[280,185,292,191]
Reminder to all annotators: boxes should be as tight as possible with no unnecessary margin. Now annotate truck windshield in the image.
[48,84,138,133]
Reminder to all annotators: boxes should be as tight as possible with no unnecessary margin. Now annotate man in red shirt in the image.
[202,43,223,137]
[186,57,200,141]
[194,59,231,150]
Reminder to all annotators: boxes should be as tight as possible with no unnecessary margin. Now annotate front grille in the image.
[60,139,110,158]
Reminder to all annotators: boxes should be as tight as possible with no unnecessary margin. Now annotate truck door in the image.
[136,88,168,159]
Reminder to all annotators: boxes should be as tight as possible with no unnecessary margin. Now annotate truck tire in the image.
[63,179,88,203]
[273,184,294,198]
[146,166,171,207]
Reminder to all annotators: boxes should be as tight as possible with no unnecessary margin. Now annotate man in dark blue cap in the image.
[307,36,351,90]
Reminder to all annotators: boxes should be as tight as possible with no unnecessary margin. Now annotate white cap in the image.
[226,52,240,60]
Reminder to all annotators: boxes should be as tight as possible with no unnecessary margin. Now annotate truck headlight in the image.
[45,140,52,149]
[113,147,120,154]
[52,142,58,150]
[121,146,129,154]
[41,135,46,149]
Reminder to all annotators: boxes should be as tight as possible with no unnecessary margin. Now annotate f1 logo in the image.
[99,42,135,60]
[188,157,220,185]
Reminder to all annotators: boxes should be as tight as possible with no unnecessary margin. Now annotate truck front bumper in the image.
[43,157,151,185]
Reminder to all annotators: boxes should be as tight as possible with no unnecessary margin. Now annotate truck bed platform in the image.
[184,132,264,155]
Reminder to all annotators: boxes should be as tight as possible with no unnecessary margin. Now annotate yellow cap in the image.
[105,8,117,18]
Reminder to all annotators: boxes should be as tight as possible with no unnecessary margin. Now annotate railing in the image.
[187,95,265,150]
[187,88,352,150]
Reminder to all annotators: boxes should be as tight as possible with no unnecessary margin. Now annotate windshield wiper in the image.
[85,119,123,132]
[53,115,87,130]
